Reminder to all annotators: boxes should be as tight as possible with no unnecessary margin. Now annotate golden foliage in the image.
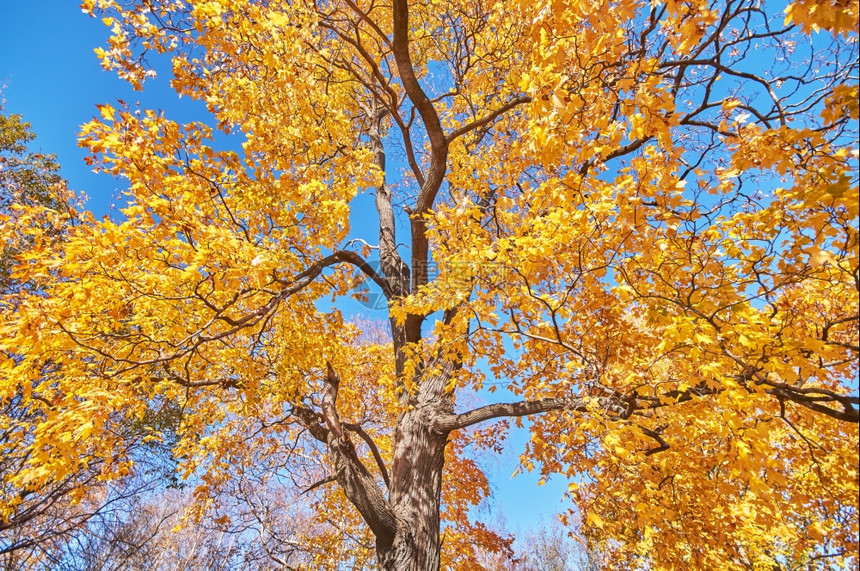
[2,0,858,567]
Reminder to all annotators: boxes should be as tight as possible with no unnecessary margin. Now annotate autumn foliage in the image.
[2,0,858,568]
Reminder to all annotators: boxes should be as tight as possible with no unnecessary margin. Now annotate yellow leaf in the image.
[587,511,605,529]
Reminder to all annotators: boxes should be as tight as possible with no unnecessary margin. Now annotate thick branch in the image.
[367,107,408,300]
[391,0,446,164]
[433,377,859,435]
[58,251,379,375]
[391,0,449,307]
[321,363,344,439]
[317,365,397,547]
[333,249,392,298]
[291,404,329,443]
[766,384,859,423]
[640,427,670,456]
[433,396,591,432]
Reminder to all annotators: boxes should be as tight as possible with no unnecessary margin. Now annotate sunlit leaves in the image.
[2,0,858,567]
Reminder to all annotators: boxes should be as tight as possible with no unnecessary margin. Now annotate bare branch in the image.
[316,365,397,546]
[333,250,392,298]
[344,422,391,489]
[446,96,531,142]
[302,474,339,495]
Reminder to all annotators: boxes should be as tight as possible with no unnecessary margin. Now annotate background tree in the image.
[2,0,858,569]
[0,104,183,570]
[475,516,600,570]
[0,102,76,291]
[0,102,101,566]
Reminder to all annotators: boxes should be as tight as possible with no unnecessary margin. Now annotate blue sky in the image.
[2,2,131,213]
[1,1,208,216]
[1,0,571,537]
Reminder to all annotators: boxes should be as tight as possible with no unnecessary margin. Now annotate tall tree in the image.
[3,0,858,568]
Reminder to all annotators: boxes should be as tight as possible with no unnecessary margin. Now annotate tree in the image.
[475,516,600,570]
[2,0,858,568]
[0,103,76,292]
[0,104,182,570]
[0,102,100,566]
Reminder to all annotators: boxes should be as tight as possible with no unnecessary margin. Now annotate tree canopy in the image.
[2,0,858,568]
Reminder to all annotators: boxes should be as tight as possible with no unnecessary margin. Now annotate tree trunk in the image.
[376,405,448,570]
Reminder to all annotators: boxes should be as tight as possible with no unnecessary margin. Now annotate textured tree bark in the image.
[343,2,460,567]
[308,361,454,568]
[377,405,448,570]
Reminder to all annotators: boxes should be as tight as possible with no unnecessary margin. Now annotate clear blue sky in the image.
[1,0,570,536]
[1,1,206,216]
